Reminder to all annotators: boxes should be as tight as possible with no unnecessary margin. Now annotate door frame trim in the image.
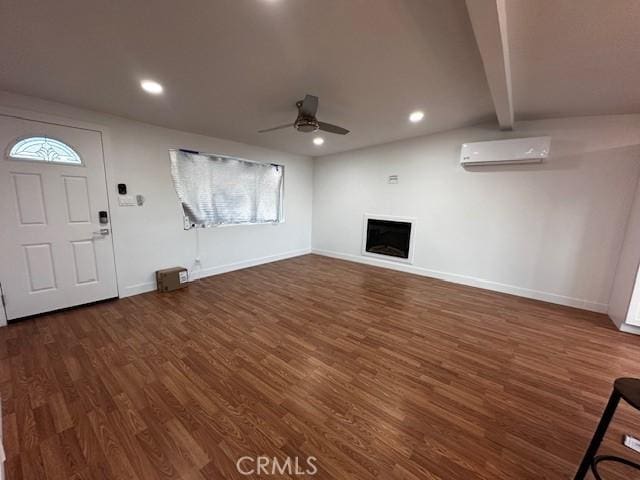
[0,106,122,309]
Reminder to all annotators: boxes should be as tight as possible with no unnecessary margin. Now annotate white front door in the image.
[0,114,118,320]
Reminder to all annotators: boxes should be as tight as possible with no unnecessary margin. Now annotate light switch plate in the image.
[118,195,137,207]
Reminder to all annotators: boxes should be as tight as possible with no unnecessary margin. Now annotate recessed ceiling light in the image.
[409,110,424,123]
[313,137,324,146]
[140,80,163,95]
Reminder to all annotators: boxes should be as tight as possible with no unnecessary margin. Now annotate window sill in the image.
[189,220,284,230]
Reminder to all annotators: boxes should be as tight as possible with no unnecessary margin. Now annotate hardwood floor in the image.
[1,254,640,479]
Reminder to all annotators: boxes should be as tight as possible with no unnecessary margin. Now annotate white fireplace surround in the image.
[361,214,417,264]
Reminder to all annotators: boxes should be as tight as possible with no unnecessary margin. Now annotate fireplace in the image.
[364,217,413,261]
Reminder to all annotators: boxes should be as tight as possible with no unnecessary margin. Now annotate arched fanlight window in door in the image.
[8,136,82,164]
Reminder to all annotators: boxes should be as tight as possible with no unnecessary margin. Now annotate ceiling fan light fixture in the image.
[258,94,349,136]
[295,118,320,133]
[313,137,324,146]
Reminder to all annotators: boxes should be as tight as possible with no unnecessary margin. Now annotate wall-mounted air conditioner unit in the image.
[460,136,551,166]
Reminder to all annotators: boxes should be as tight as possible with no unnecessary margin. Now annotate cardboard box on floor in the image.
[156,267,188,292]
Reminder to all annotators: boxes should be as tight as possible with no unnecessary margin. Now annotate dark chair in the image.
[574,378,640,479]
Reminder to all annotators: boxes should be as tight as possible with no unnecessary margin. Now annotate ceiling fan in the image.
[258,94,350,135]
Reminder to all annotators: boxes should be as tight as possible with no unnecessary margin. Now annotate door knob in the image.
[93,228,110,236]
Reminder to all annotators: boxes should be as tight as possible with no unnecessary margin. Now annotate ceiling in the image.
[507,0,640,120]
[0,0,493,156]
[0,0,638,156]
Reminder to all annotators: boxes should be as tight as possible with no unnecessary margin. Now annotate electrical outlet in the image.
[623,435,640,454]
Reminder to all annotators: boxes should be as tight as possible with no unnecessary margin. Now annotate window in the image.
[8,136,82,164]
[170,149,284,228]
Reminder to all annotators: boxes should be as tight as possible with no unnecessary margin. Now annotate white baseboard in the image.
[120,248,311,298]
[195,248,311,279]
[312,248,608,313]
[121,281,157,298]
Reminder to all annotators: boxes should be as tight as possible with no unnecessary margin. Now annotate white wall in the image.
[2,90,638,324]
[313,115,640,312]
[0,92,313,300]
[608,177,640,327]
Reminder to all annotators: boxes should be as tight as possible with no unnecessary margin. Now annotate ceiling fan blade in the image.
[318,121,350,135]
[258,123,293,133]
[299,94,319,117]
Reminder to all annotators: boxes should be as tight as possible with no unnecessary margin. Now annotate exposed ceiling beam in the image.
[465,0,514,130]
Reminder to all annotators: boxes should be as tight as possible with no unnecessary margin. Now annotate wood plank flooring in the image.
[2,254,640,479]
